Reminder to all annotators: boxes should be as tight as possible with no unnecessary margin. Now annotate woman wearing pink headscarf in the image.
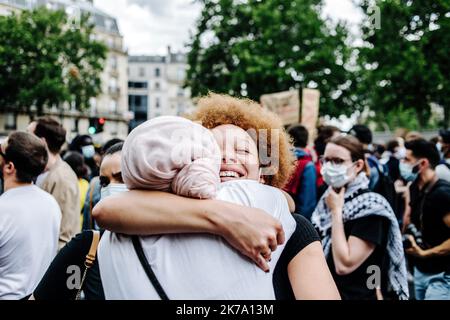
[121,116,221,199]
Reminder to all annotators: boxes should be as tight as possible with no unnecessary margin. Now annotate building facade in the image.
[128,49,194,131]
[0,0,129,143]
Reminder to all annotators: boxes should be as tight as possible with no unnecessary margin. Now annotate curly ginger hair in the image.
[189,93,295,189]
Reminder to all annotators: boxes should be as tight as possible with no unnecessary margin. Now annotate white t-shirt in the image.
[436,160,450,183]
[98,180,296,300]
[0,185,61,299]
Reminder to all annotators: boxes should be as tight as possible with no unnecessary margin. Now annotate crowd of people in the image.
[0,93,448,300]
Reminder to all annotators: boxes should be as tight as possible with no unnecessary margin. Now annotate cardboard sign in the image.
[260,90,300,126]
[301,88,320,143]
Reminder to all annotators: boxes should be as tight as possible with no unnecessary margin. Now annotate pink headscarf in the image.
[121,116,221,199]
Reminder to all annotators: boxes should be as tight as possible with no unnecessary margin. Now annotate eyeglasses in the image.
[319,156,352,166]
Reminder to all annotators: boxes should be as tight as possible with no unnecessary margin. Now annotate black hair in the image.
[34,117,66,154]
[386,139,400,153]
[102,138,124,154]
[314,125,340,156]
[4,132,48,183]
[104,142,124,156]
[404,138,441,169]
[440,129,450,144]
[287,125,309,148]
[69,135,94,153]
[63,151,87,179]
[348,124,373,145]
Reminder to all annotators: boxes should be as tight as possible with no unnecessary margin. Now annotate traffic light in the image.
[88,117,105,134]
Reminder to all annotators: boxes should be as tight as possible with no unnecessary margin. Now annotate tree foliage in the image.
[0,8,107,115]
[186,0,355,117]
[357,0,450,129]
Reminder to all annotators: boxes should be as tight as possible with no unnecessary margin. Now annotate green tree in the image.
[357,0,450,129]
[186,0,355,117]
[0,8,106,115]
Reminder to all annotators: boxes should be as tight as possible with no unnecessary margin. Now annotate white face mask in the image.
[394,147,406,160]
[100,183,128,200]
[321,162,355,189]
[81,145,95,159]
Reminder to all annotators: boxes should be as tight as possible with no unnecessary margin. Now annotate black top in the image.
[33,231,105,300]
[34,215,321,300]
[386,157,401,182]
[273,214,321,300]
[327,215,390,300]
[409,179,450,273]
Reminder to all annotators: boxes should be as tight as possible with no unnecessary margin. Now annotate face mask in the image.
[321,162,355,189]
[394,147,406,160]
[81,145,95,159]
[399,162,419,182]
[100,183,128,200]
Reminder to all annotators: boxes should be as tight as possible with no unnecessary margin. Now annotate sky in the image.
[94,0,364,56]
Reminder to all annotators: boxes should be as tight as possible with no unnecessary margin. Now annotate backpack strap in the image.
[76,230,101,300]
[131,235,169,300]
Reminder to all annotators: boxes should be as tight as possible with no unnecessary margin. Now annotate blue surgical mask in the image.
[100,183,128,200]
[81,145,95,159]
[399,162,418,182]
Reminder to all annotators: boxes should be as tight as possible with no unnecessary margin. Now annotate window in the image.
[177,88,184,97]
[105,19,113,31]
[154,82,160,90]
[4,112,17,130]
[110,56,118,70]
[109,100,118,113]
[73,119,79,133]
[177,68,185,81]
[128,81,148,89]
[109,78,117,89]
[139,67,145,77]
[129,95,148,115]
[155,68,161,77]
[155,97,160,109]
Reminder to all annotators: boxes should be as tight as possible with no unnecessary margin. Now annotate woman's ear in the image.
[355,159,365,173]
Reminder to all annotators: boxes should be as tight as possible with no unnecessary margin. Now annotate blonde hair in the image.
[189,93,295,188]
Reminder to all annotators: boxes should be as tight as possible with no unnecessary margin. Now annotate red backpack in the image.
[284,153,313,196]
